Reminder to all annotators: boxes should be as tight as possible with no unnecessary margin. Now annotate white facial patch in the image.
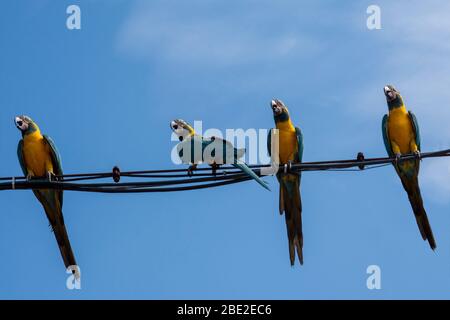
[15,117,28,131]
[171,120,190,137]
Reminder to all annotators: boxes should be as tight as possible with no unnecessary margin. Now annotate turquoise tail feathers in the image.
[233,161,270,191]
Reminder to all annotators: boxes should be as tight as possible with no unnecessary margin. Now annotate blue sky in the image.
[1,0,450,299]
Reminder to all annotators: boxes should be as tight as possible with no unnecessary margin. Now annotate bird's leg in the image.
[281,161,293,174]
[210,162,220,176]
[45,160,57,181]
[288,160,293,173]
[187,164,198,177]
[25,170,35,181]
[411,141,421,160]
[391,142,402,165]
[47,171,56,182]
[394,153,402,165]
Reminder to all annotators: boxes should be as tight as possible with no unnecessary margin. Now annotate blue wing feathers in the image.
[295,127,304,163]
[267,129,272,158]
[43,135,63,176]
[17,140,27,176]
[382,114,394,157]
[408,111,421,151]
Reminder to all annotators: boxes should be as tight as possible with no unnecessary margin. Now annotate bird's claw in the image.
[187,165,197,177]
[211,163,219,176]
[414,150,421,160]
[47,171,56,182]
[288,160,293,171]
[284,161,293,174]
[394,153,402,164]
[26,174,33,181]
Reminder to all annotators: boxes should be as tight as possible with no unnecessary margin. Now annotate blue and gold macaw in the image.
[15,115,77,270]
[267,99,304,265]
[382,85,436,250]
[170,119,270,190]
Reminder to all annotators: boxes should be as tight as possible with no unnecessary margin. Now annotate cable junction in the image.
[0,149,449,193]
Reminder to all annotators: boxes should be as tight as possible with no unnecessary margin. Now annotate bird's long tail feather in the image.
[279,174,303,265]
[37,191,77,268]
[52,220,77,269]
[399,174,436,250]
[233,161,270,191]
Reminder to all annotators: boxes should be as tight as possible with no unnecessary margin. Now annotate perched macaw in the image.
[15,115,78,270]
[170,119,270,190]
[382,85,436,250]
[267,99,304,265]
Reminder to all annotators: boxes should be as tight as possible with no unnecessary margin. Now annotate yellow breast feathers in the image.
[276,119,298,164]
[388,106,416,154]
[23,131,54,177]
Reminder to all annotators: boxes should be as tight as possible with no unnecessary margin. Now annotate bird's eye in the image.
[17,121,23,126]
[173,124,178,130]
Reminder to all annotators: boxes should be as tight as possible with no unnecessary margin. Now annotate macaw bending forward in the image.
[268,99,304,265]
[382,85,436,250]
[15,115,78,270]
[170,119,270,190]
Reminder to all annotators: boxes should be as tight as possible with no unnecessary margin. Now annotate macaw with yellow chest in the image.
[267,99,304,265]
[15,115,77,270]
[382,85,436,250]
[170,119,270,190]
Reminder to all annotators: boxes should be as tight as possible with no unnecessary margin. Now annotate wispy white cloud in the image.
[116,0,322,67]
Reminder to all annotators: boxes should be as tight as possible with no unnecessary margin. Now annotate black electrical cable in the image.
[0,149,449,193]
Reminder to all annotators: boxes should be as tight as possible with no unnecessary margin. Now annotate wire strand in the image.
[0,149,448,193]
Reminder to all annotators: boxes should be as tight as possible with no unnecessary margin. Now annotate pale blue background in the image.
[0,0,449,299]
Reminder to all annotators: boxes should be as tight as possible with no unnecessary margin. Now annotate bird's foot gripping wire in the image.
[394,153,402,165]
[414,150,422,160]
[210,163,220,176]
[283,161,293,174]
[47,171,57,182]
[187,164,198,177]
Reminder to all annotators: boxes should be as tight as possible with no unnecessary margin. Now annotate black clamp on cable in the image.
[112,166,121,183]
[357,152,365,170]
